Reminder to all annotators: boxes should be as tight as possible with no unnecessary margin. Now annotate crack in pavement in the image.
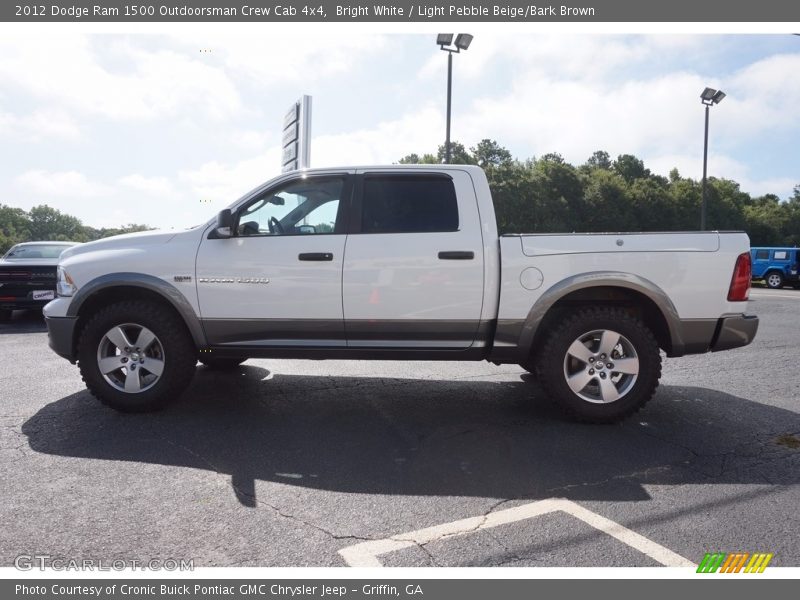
[153,435,376,546]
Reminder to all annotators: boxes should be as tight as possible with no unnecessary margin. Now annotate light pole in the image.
[700,87,726,230]
[437,33,473,164]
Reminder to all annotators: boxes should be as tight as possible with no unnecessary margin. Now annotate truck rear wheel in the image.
[77,300,196,412]
[534,307,661,423]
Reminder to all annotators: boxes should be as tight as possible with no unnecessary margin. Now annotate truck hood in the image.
[60,230,178,260]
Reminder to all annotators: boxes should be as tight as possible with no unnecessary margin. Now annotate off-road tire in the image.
[534,306,661,423]
[77,300,196,412]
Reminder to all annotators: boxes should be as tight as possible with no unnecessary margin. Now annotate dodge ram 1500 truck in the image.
[43,165,758,422]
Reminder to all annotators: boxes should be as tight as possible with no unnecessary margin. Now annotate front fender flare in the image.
[67,272,207,347]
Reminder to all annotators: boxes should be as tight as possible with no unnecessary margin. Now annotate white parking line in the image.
[338,498,695,567]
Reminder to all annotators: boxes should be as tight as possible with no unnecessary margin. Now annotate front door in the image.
[196,173,352,347]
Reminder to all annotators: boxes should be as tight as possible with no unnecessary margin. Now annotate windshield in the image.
[4,244,73,259]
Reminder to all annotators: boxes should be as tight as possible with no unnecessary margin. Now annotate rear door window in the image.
[359,175,459,234]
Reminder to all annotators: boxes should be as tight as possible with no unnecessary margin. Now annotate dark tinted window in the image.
[361,175,459,234]
[755,250,769,260]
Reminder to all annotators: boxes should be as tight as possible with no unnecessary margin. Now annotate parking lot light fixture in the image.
[437,33,473,164]
[700,87,725,231]
[454,34,473,50]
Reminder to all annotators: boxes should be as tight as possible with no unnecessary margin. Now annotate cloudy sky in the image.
[0,31,798,229]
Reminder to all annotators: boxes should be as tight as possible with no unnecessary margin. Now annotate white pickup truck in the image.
[43,165,758,422]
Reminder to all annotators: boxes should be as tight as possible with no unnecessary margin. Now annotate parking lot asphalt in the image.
[1,288,798,568]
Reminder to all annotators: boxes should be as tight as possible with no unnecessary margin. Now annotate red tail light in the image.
[727,252,751,301]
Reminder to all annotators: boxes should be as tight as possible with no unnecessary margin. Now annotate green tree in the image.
[471,139,513,167]
[613,154,650,183]
[27,205,86,242]
[586,150,612,170]
[436,141,475,165]
[398,152,438,164]
[395,142,795,245]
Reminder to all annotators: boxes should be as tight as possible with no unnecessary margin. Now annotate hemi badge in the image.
[174,275,192,283]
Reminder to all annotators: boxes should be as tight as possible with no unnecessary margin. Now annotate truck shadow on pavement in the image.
[21,365,800,507]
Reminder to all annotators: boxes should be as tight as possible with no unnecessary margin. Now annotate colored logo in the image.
[697,552,773,573]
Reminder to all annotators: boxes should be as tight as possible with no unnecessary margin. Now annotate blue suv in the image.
[750,247,800,289]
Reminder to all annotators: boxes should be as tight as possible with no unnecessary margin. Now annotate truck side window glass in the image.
[773,251,788,260]
[237,177,344,236]
[755,250,769,260]
[361,176,459,234]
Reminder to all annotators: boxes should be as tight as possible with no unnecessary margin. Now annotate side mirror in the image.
[211,209,234,239]
[297,225,316,234]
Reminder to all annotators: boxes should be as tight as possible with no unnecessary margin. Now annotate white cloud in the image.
[119,174,177,197]
[313,105,443,165]
[177,105,444,211]
[15,170,111,198]
[178,149,283,209]
[0,35,242,121]
[0,107,81,141]
[168,33,387,86]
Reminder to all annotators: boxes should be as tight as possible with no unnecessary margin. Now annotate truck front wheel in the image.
[77,300,196,412]
[534,307,661,423]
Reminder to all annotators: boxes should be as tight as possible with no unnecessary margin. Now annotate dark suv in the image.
[0,242,78,321]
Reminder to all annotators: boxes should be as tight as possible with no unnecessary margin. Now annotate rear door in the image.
[342,170,485,349]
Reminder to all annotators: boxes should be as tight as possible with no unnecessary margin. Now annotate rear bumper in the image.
[674,314,758,356]
[711,314,759,352]
[45,316,78,362]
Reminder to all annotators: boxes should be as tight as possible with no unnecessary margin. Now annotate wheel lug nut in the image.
[124,347,130,352]
[121,357,128,363]
[130,365,136,371]
[588,369,595,375]
[608,363,614,369]
[599,372,606,379]
[589,357,595,363]
[600,353,606,359]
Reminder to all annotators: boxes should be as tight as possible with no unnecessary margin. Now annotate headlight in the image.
[57,266,77,297]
